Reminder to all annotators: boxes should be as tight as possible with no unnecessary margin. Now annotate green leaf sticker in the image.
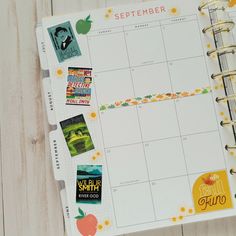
[100,105,106,111]
[86,15,92,22]
[108,105,115,109]
[75,215,84,220]
[79,208,85,217]
[202,89,208,94]
[122,103,129,106]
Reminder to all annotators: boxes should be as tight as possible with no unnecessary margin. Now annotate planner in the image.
[36,0,236,235]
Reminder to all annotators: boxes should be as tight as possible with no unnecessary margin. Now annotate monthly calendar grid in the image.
[122,24,158,221]
[85,35,120,228]
[86,13,228,227]
[158,19,192,201]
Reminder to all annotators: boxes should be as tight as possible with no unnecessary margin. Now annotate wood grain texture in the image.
[0,0,65,236]
[0,132,4,236]
[0,0,235,235]
[183,217,236,236]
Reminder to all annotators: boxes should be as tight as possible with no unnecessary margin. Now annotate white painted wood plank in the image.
[183,217,236,236]
[106,0,142,7]
[53,0,106,15]
[0,135,4,236]
[125,226,183,236]
[0,0,66,235]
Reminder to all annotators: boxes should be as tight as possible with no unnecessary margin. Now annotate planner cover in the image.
[37,0,236,235]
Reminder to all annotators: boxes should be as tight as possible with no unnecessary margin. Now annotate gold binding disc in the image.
[198,0,228,11]
[225,145,236,150]
[230,169,236,175]
[220,120,236,127]
[207,45,236,57]
[211,70,236,80]
[216,94,236,103]
[202,20,235,34]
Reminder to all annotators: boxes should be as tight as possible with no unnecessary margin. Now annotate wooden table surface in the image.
[1,0,236,235]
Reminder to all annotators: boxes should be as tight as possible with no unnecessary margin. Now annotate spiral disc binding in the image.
[199,0,236,176]
[198,0,228,11]
[230,169,236,175]
[216,94,236,102]
[207,45,236,57]
[202,20,235,34]
[211,69,236,80]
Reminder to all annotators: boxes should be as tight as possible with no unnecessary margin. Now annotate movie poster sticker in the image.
[60,114,95,157]
[66,67,93,106]
[48,21,81,63]
[192,170,233,214]
[76,165,102,204]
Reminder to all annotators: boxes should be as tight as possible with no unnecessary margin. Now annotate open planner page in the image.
[41,0,236,235]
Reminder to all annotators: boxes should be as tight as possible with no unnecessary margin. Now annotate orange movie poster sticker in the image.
[193,170,233,214]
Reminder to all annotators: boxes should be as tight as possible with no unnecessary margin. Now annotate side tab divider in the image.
[42,77,56,125]
[36,25,49,71]
[60,188,72,236]
[49,130,64,181]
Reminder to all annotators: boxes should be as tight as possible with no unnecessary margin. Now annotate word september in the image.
[114,6,166,20]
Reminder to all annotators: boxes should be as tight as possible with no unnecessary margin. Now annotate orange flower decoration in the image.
[142,99,148,103]
[182,92,189,97]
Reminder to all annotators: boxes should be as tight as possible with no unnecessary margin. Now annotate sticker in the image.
[97,219,111,231]
[60,114,95,157]
[91,151,102,161]
[192,170,233,213]
[169,7,180,16]
[88,111,97,120]
[207,43,211,49]
[103,219,111,227]
[66,67,93,106]
[75,208,98,236]
[76,15,92,35]
[171,206,194,223]
[48,21,81,63]
[56,68,64,77]
[104,8,113,20]
[100,86,211,112]
[229,0,236,7]
[76,165,102,204]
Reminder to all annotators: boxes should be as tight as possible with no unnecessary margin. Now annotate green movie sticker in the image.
[60,114,95,157]
[48,21,81,63]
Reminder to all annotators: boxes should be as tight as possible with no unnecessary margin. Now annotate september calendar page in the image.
[42,0,236,235]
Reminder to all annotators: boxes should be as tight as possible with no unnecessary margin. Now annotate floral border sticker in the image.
[171,206,195,223]
[91,151,102,161]
[99,86,211,112]
[169,6,180,16]
[104,8,113,20]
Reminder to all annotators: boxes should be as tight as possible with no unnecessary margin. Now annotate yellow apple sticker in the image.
[76,15,92,35]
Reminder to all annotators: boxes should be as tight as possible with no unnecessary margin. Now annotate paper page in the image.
[41,1,236,235]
